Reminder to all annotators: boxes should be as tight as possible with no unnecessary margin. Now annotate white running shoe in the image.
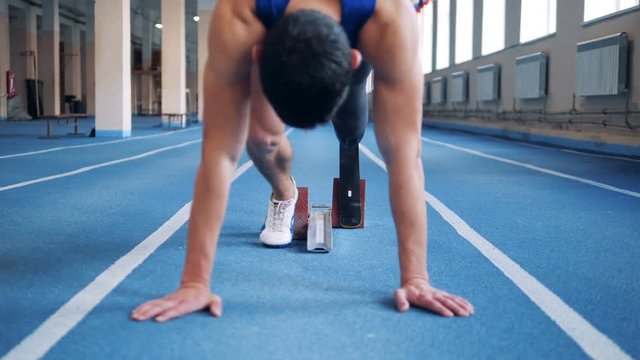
[259,179,299,248]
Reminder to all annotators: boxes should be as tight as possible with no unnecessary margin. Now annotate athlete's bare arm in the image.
[131,0,264,322]
[360,0,473,316]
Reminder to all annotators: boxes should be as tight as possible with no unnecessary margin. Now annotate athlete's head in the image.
[257,9,360,129]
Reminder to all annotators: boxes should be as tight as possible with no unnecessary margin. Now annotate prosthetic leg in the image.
[331,61,372,229]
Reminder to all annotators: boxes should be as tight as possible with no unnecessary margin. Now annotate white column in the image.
[24,7,37,80]
[41,0,60,115]
[505,0,521,48]
[161,0,186,128]
[95,0,131,137]
[186,16,197,118]
[85,0,95,114]
[66,24,82,101]
[131,11,141,113]
[197,0,216,123]
[9,6,37,114]
[0,0,10,119]
[472,0,483,59]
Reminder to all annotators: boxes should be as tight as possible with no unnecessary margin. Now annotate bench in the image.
[162,113,188,130]
[39,113,89,139]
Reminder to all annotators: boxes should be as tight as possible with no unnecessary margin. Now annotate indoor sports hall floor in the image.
[1,117,638,359]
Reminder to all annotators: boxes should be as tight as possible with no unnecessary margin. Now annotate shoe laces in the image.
[267,198,293,231]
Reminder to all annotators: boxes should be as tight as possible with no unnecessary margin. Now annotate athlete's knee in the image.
[247,130,289,157]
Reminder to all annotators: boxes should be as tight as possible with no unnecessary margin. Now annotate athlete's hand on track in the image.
[395,278,474,317]
[131,283,222,322]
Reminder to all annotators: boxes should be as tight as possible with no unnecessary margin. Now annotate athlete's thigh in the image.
[249,63,286,139]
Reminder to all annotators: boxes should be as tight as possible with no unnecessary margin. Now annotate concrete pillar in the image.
[131,10,142,113]
[66,24,82,102]
[449,0,457,68]
[9,8,27,111]
[472,0,483,59]
[161,0,186,128]
[10,6,38,113]
[551,0,584,110]
[505,0,521,48]
[140,11,154,114]
[17,5,38,81]
[85,0,95,114]
[41,0,61,115]
[186,14,197,118]
[197,1,214,123]
[95,0,131,137]
[187,56,197,118]
[431,0,437,74]
[0,0,8,119]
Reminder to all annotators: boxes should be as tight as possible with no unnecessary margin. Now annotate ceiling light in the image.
[155,23,163,29]
[193,15,200,22]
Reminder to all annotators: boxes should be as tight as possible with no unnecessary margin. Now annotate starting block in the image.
[293,187,309,240]
[332,178,366,229]
[292,187,332,252]
[292,179,366,252]
[307,204,333,252]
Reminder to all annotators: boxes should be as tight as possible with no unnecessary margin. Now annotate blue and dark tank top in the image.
[255,0,377,47]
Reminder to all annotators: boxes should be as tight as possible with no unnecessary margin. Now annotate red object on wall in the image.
[6,71,16,99]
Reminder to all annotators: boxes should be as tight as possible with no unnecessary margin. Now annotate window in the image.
[520,0,556,43]
[455,0,473,63]
[418,4,434,74]
[481,0,505,55]
[584,0,639,22]
[436,0,450,70]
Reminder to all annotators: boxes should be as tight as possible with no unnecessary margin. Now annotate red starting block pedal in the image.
[331,178,366,229]
[293,187,309,240]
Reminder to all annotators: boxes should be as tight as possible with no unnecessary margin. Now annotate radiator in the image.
[477,64,500,101]
[431,76,446,104]
[451,71,468,103]
[575,33,629,96]
[515,52,547,99]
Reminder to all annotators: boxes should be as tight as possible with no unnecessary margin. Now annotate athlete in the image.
[132,0,474,322]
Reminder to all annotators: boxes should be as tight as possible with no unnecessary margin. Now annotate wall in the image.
[423,1,640,148]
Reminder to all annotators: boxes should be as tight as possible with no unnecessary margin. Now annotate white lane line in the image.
[1,128,295,360]
[480,134,640,163]
[423,137,640,199]
[0,127,200,160]
[360,144,632,360]
[0,139,202,192]
[1,159,255,360]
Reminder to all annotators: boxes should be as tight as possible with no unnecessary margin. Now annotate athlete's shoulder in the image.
[360,0,417,48]
[367,0,417,25]
[211,0,267,31]
[359,0,419,77]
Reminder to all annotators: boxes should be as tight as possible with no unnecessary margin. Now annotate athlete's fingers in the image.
[209,295,223,317]
[394,289,410,312]
[436,295,469,317]
[451,295,474,314]
[154,300,199,323]
[414,295,454,317]
[131,299,178,321]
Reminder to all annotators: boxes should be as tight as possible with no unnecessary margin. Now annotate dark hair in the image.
[260,10,353,129]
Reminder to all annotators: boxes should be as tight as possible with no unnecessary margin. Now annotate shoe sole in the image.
[262,242,292,248]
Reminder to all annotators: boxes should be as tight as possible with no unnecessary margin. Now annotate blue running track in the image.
[0,118,638,359]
